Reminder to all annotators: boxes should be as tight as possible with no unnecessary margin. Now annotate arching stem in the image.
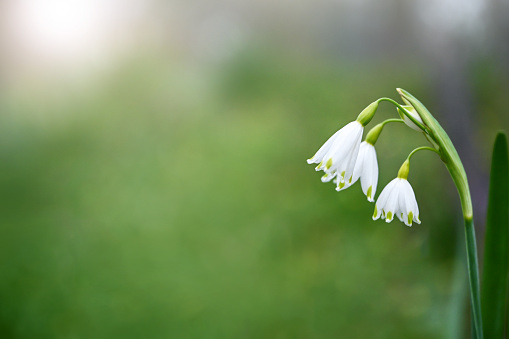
[377,97,430,135]
[407,146,441,160]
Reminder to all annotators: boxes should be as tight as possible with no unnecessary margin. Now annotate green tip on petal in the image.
[408,212,413,225]
[325,158,333,170]
[338,181,346,189]
[387,211,393,221]
[367,186,372,200]
[373,205,378,218]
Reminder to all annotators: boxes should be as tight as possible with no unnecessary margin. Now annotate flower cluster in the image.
[307,94,431,227]
[307,88,485,337]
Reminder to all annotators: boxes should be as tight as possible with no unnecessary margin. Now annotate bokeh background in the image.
[0,0,508,338]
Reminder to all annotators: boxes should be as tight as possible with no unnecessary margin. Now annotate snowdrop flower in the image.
[307,102,379,190]
[372,160,421,226]
[307,121,364,190]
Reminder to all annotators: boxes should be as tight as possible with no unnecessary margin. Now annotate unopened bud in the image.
[397,105,424,131]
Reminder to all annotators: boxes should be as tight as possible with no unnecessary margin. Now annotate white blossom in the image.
[307,121,364,190]
[373,178,421,226]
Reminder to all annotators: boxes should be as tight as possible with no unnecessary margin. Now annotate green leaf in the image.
[482,131,509,339]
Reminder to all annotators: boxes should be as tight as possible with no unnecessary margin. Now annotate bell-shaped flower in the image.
[337,141,378,201]
[372,177,421,226]
[307,121,364,190]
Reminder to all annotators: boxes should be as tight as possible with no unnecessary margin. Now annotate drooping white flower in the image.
[372,177,421,226]
[337,141,378,201]
[307,121,364,190]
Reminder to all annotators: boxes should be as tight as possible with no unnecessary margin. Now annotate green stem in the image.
[465,217,483,339]
[380,118,405,126]
[394,89,481,335]
[406,146,440,160]
[377,97,430,134]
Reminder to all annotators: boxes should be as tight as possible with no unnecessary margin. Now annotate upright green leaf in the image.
[482,132,509,339]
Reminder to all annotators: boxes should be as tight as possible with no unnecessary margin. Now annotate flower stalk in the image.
[396,88,482,338]
[307,88,484,337]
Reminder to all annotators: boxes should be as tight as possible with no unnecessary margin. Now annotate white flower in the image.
[372,178,421,226]
[307,121,364,190]
[337,141,378,201]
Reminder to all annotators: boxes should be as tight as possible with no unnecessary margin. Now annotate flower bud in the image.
[397,105,424,131]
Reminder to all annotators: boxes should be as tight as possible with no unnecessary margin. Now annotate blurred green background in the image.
[0,1,508,338]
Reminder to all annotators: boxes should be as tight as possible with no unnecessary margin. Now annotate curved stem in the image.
[465,217,483,339]
[407,146,441,161]
[378,97,429,133]
[380,118,405,126]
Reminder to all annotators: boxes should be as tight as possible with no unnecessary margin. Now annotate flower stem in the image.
[393,89,481,336]
[407,146,440,160]
[377,97,429,133]
[465,216,483,339]
[380,118,405,126]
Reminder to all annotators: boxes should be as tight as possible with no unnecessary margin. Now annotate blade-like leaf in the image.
[482,132,509,339]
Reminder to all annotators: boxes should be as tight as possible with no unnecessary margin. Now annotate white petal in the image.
[398,184,411,226]
[307,129,343,164]
[350,143,366,185]
[406,182,420,224]
[373,178,398,220]
[384,179,407,223]
[327,124,362,170]
[342,124,364,181]
[308,121,359,165]
[360,144,378,202]
[321,171,337,183]
[327,140,355,175]
[308,121,365,193]
[337,140,366,192]
[323,128,358,175]
[324,123,363,190]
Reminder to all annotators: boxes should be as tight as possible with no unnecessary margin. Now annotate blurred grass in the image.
[0,52,460,338]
